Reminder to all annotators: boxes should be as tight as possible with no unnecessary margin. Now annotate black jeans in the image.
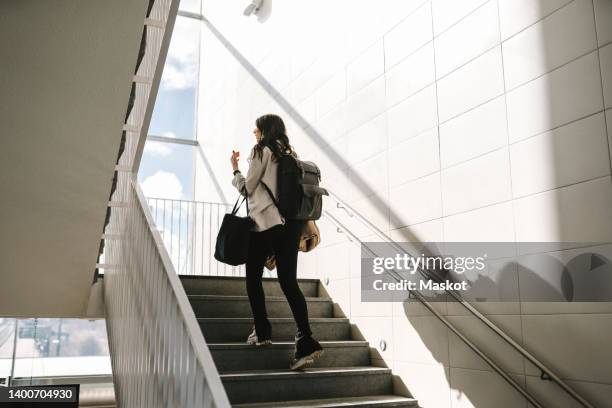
[245,219,312,338]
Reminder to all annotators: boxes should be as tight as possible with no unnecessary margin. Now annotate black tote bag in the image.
[214,194,255,266]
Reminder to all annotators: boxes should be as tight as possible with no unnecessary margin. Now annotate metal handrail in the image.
[134,181,231,406]
[323,191,595,408]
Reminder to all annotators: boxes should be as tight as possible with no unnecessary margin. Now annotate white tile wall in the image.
[441,148,512,215]
[384,1,433,70]
[437,46,505,122]
[199,0,612,403]
[295,92,316,125]
[385,41,436,107]
[389,172,442,228]
[317,138,349,181]
[506,51,604,143]
[431,0,489,36]
[434,0,500,78]
[522,313,612,383]
[322,276,351,314]
[389,127,440,187]
[347,40,385,96]
[345,113,388,167]
[346,152,389,202]
[447,315,524,375]
[501,0,597,90]
[513,176,612,242]
[389,218,444,243]
[510,113,610,198]
[317,242,351,281]
[497,0,572,40]
[394,362,452,408]
[344,76,386,132]
[392,290,448,318]
[378,0,429,32]
[315,70,346,119]
[443,202,515,242]
[526,375,612,408]
[351,316,394,362]
[439,95,508,168]
[449,368,527,408]
[349,193,391,237]
[393,315,450,365]
[517,243,612,315]
[316,102,347,146]
[350,278,394,317]
[387,84,438,146]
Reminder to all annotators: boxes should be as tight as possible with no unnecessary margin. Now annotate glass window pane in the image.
[139,141,195,200]
[150,16,200,140]
[4,318,111,379]
[0,319,16,383]
[179,0,201,14]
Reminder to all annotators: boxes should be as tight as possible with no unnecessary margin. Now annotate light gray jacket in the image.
[232,145,290,232]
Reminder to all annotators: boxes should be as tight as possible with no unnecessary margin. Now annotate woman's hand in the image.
[230,150,240,172]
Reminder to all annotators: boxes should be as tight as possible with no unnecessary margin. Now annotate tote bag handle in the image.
[231,188,249,215]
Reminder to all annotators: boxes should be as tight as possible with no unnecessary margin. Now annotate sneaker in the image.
[246,326,272,346]
[289,334,323,370]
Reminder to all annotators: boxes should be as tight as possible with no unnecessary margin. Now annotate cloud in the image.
[144,141,172,157]
[162,131,177,138]
[140,171,184,200]
[161,19,199,91]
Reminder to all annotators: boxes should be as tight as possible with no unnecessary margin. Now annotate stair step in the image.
[209,341,370,372]
[180,275,319,297]
[189,295,334,318]
[221,367,394,405]
[234,395,419,407]
[198,317,350,342]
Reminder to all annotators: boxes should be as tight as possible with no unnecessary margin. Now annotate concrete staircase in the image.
[181,275,418,407]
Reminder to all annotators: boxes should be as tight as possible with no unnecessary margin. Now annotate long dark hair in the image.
[252,114,294,161]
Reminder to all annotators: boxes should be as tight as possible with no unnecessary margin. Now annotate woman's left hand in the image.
[230,150,240,171]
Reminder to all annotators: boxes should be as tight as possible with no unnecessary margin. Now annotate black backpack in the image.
[262,154,328,220]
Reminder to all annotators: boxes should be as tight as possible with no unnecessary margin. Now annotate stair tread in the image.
[179,274,320,283]
[234,395,418,408]
[208,341,368,349]
[221,367,391,381]
[198,317,349,322]
[199,317,347,322]
[189,294,331,302]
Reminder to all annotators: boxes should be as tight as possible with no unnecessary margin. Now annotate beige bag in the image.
[264,220,321,270]
[298,220,321,252]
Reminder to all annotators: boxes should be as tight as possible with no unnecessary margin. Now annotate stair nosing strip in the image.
[188,295,331,302]
[208,340,368,349]
[220,367,392,382]
[198,317,348,322]
[233,395,418,408]
[179,274,320,283]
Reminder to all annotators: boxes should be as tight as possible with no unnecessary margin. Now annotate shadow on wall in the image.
[202,0,611,405]
[201,15,424,247]
[397,249,612,408]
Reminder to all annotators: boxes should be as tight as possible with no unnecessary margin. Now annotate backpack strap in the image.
[260,181,279,209]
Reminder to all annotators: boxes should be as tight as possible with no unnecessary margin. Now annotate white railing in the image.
[146,198,245,276]
[104,181,230,408]
[100,0,231,406]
